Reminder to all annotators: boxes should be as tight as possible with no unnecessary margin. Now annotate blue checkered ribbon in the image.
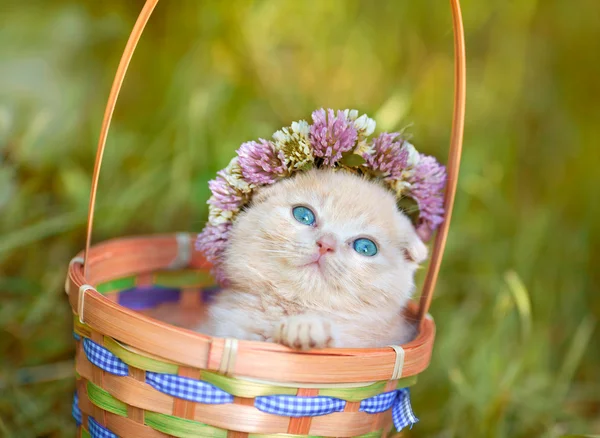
[83,338,129,376]
[255,389,417,430]
[146,372,233,404]
[73,332,81,341]
[88,416,117,438]
[359,389,398,413]
[392,388,418,431]
[80,337,233,404]
[72,391,82,426]
[255,394,346,417]
[79,335,417,431]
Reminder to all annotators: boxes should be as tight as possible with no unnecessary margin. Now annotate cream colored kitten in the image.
[196,168,427,349]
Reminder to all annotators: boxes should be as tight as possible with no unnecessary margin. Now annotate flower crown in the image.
[196,109,447,284]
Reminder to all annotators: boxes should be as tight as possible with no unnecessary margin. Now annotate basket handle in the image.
[83,0,466,328]
[417,0,466,326]
[83,0,159,277]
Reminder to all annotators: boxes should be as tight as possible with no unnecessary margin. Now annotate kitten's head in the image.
[223,169,427,310]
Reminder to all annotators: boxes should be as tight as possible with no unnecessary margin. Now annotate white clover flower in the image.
[353,113,376,137]
[343,109,376,138]
[291,120,310,136]
[343,109,359,120]
[401,141,420,169]
[218,157,254,193]
[354,140,374,157]
[388,178,413,197]
[208,206,236,227]
[273,119,314,170]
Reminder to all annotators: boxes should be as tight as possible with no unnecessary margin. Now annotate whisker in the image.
[261,247,313,257]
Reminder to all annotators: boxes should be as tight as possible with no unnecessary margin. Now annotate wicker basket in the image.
[65,1,466,436]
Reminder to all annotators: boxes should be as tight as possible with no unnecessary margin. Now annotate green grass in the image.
[1,0,599,436]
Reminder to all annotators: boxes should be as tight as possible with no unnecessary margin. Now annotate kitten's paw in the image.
[274,315,334,350]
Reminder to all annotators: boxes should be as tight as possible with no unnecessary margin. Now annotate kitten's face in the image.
[224,169,427,310]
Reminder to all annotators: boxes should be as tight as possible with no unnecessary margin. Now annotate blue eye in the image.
[292,206,316,226]
[353,238,378,256]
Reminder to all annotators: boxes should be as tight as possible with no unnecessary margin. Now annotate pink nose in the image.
[316,235,336,255]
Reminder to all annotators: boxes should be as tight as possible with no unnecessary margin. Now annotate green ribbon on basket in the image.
[144,411,227,438]
[85,380,385,438]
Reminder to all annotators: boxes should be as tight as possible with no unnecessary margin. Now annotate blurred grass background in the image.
[1,0,599,436]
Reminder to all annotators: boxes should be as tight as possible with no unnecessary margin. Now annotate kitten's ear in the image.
[403,232,428,264]
[397,214,428,263]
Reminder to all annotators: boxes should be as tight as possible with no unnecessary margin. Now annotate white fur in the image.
[196,169,427,349]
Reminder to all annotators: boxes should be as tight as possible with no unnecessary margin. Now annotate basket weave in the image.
[65,1,466,436]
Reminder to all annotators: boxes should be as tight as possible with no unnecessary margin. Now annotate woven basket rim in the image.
[66,233,435,384]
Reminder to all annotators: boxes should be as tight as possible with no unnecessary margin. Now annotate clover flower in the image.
[207,176,244,211]
[238,139,288,185]
[363,132,408,179]
[344,109,376,137]
[195,223,232,285]
[206,158,253,227]
[408,155,447,241]
[218,157,254,194]
[386,141,421,196]
[309,109,358,166]
[208,206,235,227]
[272,120,314,171]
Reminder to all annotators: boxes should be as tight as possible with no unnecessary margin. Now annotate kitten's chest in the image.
[258,294,305,319]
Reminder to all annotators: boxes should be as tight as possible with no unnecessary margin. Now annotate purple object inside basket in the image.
[201,286,221,304]
[118,286,181,310]
[117,285,222,311]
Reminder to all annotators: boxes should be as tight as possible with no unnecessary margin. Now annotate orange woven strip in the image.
[382,410,396,436]
[287,388,318,434]
[76,378,89,433]
[127,367,146,423]
[233,396,255,407]
[229,398,252,437]
[371,380,398,431]
[181,287,201,309]
[136,272,154,287]
[77,379,91,432]
[310,410,376,436]
[77,382,93,417]
[172,366,200,420]
[344,401,361,413]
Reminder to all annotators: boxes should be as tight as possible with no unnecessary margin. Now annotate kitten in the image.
[196,168,427,349]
